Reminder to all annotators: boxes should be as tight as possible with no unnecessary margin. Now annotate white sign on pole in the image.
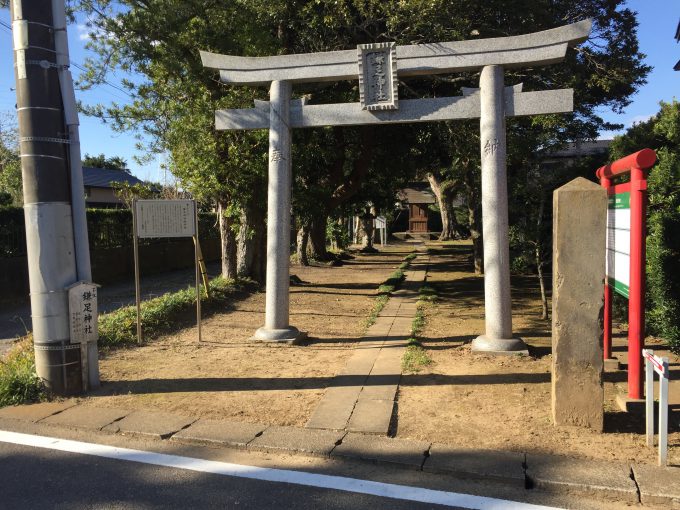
[606,192,631,298]
[643,349,670,466]
[135,199,196,238]
[374,215,387,246]
[68,281,99,344]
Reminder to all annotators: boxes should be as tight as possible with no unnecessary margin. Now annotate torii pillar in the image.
[472,65,527,353]
[253,80,302,341]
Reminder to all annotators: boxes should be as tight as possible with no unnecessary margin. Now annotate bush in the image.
[99,276,250,347]
[0,336,45,407]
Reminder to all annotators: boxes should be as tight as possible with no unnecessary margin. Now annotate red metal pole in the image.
[627,165,647,400]
[601,175,613,361]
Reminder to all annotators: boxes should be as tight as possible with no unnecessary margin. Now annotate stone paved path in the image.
[305,253,429,435]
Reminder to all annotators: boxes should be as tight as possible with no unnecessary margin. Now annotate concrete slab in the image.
[306,386,362,430]
[424,444,525,487]
[41,406,129,431]
[632,464,680,507]
[171,419,267,448]
[0,401,76,423]
[332,432,430,470]
[616,393,646,414]
[347,399,394,435]
[248,425,344,457]
[525,453,638,502]
[103,410,196,439]
[604,358,621,372]
[358,383,398,401]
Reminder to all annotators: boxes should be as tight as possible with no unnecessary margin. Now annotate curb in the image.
[1,402,678,506]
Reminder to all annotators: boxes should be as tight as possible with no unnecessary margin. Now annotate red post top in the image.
[596,148,657,180]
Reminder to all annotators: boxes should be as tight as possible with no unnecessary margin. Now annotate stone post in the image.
[472,65,527,353]
[551,177,606,430]
[253,80,302,342]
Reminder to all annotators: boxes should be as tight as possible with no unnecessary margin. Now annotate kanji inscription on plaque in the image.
[357,42,398,111]
[68,281,99,344]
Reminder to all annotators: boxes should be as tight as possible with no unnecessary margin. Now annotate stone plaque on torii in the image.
[201,20,592,349]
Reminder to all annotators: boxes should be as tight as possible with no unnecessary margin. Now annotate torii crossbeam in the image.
[201,20,591,349]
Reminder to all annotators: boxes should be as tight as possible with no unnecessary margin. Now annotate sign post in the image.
[643,349,670,466]
[132,199,200,344]
[597,149,656,400]
[67,281,100,391]
[375,216,387,246]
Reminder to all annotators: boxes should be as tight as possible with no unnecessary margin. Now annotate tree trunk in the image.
[237,201,266,282]
[218,199,237,280]
[535,192,549,320]
[536,245,548,320]
[333,217,345,250]
[462,165,483,274]
[428,172,462,241]
[360,212,377,252]
[296,224,310,266]
[308,215,331,261]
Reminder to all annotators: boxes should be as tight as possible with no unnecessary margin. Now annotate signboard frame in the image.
[132,199,202,345]
[596,149,656,401]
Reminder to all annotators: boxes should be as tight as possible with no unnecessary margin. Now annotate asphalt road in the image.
[0,442,456,510]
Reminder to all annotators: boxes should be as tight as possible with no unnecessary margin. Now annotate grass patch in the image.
[99,276,255,348]
[401,288,436,373]
[363,252,416,329]
[0,335,45,408]
[402,342,433,373]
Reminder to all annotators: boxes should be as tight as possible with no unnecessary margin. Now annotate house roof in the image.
[82,166,145,188]
[545,139,612,159]
[398,183,436,205]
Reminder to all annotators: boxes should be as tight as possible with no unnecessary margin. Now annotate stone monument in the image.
[552,178,606,430]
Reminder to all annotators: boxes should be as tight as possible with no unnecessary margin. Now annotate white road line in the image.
[0,430,561,510]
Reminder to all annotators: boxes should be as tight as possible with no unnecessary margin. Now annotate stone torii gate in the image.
[201,20,591,349]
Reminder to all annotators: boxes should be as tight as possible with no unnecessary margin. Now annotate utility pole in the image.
[10,0,95,393]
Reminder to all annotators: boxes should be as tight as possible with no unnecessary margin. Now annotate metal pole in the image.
[658,358,669,466]
[253,80,301,342]
[628,165,647,399]
[132,200,142,345]
[11,0,81,394]
[472,65,526,353]
[645,351,653,447]
[194,201,201,343]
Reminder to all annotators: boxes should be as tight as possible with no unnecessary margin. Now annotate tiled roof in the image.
[398,183,437,205]
[82,166,144,188]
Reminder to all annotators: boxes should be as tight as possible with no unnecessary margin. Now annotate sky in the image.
[0,1,679,183]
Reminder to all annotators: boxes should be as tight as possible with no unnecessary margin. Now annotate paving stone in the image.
[632,464,680,506]
[347,399,394,434]
[369,351,405,375]
[0,401,76,423]
[340,349,380,375]
[333,432,430,469]
[358,383,398,401]
[525,453,638,502]
[41,406,129,430]
[306,386,362,430]
[171,419,266,448]
[424,444,525,486]
[102,410,196,439]
[248,425,344,457]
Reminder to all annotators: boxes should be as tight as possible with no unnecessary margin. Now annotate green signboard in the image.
[606,192,630,299]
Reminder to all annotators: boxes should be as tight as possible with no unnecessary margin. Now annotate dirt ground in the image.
[78,240,679,466]
[80,245,413,426]
[396,242,680,466]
